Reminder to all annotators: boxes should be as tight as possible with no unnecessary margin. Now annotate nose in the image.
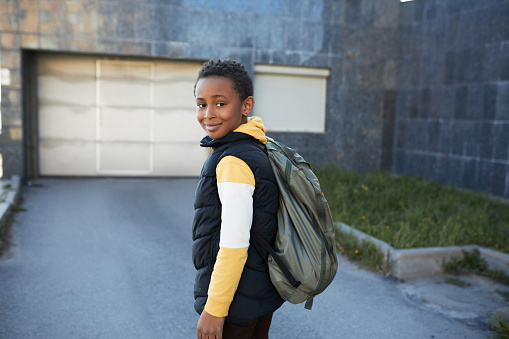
[204,106,214,119]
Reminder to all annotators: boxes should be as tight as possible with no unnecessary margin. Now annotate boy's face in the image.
[195,76,253,140]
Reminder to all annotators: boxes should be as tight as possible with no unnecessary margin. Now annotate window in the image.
[253,65,329,133]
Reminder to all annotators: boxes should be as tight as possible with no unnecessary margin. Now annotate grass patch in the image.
[496,290,509,302]
[335,228,392,275]
[444,277,470,288]
[316,167,509,254]
[492,318,509,339]
[2,183,11,190]
[443,249,509,286]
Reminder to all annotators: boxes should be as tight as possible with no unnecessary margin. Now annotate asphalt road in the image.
[0,179,488,338]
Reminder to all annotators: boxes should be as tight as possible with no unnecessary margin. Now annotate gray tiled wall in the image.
[0,0,507,196]
[394,0,509,196]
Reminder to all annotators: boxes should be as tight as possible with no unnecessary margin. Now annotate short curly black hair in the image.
[194,59,253,102]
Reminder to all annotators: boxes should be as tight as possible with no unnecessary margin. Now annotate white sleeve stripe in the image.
[217,182,254,249]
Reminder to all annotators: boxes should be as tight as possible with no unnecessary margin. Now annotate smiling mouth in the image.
[205,124,221,132]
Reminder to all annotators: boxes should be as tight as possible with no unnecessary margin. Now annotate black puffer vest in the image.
[192,132,284,323]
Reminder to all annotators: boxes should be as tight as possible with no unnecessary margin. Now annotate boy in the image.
[192,59,284,339]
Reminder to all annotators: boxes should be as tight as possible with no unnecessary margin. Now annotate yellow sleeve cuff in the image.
[204,300,231,318]
[205,246,248,317]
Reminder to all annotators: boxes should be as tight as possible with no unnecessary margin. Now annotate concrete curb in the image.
[0,176,21,227]
[336,222,509,279]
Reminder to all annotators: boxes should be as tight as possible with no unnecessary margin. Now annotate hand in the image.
[197,309,225,339]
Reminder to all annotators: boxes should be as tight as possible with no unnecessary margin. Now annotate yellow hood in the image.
[233,116,268,145]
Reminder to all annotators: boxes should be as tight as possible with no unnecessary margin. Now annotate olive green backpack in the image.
[251,139,338,310]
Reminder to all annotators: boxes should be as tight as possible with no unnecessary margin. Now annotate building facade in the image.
[0,0,507,196]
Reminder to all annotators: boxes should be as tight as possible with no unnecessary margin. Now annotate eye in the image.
[197,103,206,108]
[216,102,225,107]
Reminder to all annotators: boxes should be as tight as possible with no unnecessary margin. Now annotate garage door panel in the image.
[39,75,95,106]
[100,62,152,80]
[153,109,202,142]
[99,143,151,172]
[153,143,207,176]
[154,81,196,108]
[100,107,151,142]
[100,79,151,107]
[39,105,96,140]
[39,140,96,176]
[38,54,96,77]
[154,62,201,81]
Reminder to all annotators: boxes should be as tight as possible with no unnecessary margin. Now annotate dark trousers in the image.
[222,313,273,339]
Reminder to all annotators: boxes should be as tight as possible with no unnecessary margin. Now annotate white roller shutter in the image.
[253,65,329,133]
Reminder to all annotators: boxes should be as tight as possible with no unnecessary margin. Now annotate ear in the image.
[242,96,255,117]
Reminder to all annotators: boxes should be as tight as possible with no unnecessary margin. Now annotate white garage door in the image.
[37,54,207,176]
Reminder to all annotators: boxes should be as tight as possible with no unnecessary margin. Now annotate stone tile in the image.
[39,1,60,34]
[502,43,509,81]
[427,86,454,119]
[69,38,96,52]
[373,0,399,28]
[255,49,271,64]
[96,38,118,54]
[0,50,21,68]
[269,19,285,51]
[420,52,444,86]
[20,34,40,49]
[97,1,118,38]
[182,0,206,9]
[18,0,39,33]
[438,119,453,154]
[254,15,271,49]
[0,1,19,31]
[207,0,222,10]
[40,35,59,50]
[152,4,173,41]
[467,48,484,83]
[167,42,190,58]
[399,55,421,88]
[118,41,151,56]
[487,4,509,44]
[428,121,440,152]
[381,118,395,150]
[476,159,493,193]
[116,4,135,39]
[0,33,20,49]
[285,19,302,51]
[444,50,457,84]
[134,4,154,41]
[455,48,471,83]
[453,86,467,119]
[479,122,494,159]
[1,88,21,113]
[466,84,485,120]
[497,83,509,121]
[492,163,508,196]
[462,158,477,190]
[493,124,509,161]
[285,51,300,65]
[483,43,501,82]
[329,24,343,55]
[300,53,329,68]
[482,84,498,120]
[1,68,21,89]
[419,88,430,119]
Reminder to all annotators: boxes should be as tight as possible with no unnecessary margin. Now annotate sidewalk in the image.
[0,177,507,338]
